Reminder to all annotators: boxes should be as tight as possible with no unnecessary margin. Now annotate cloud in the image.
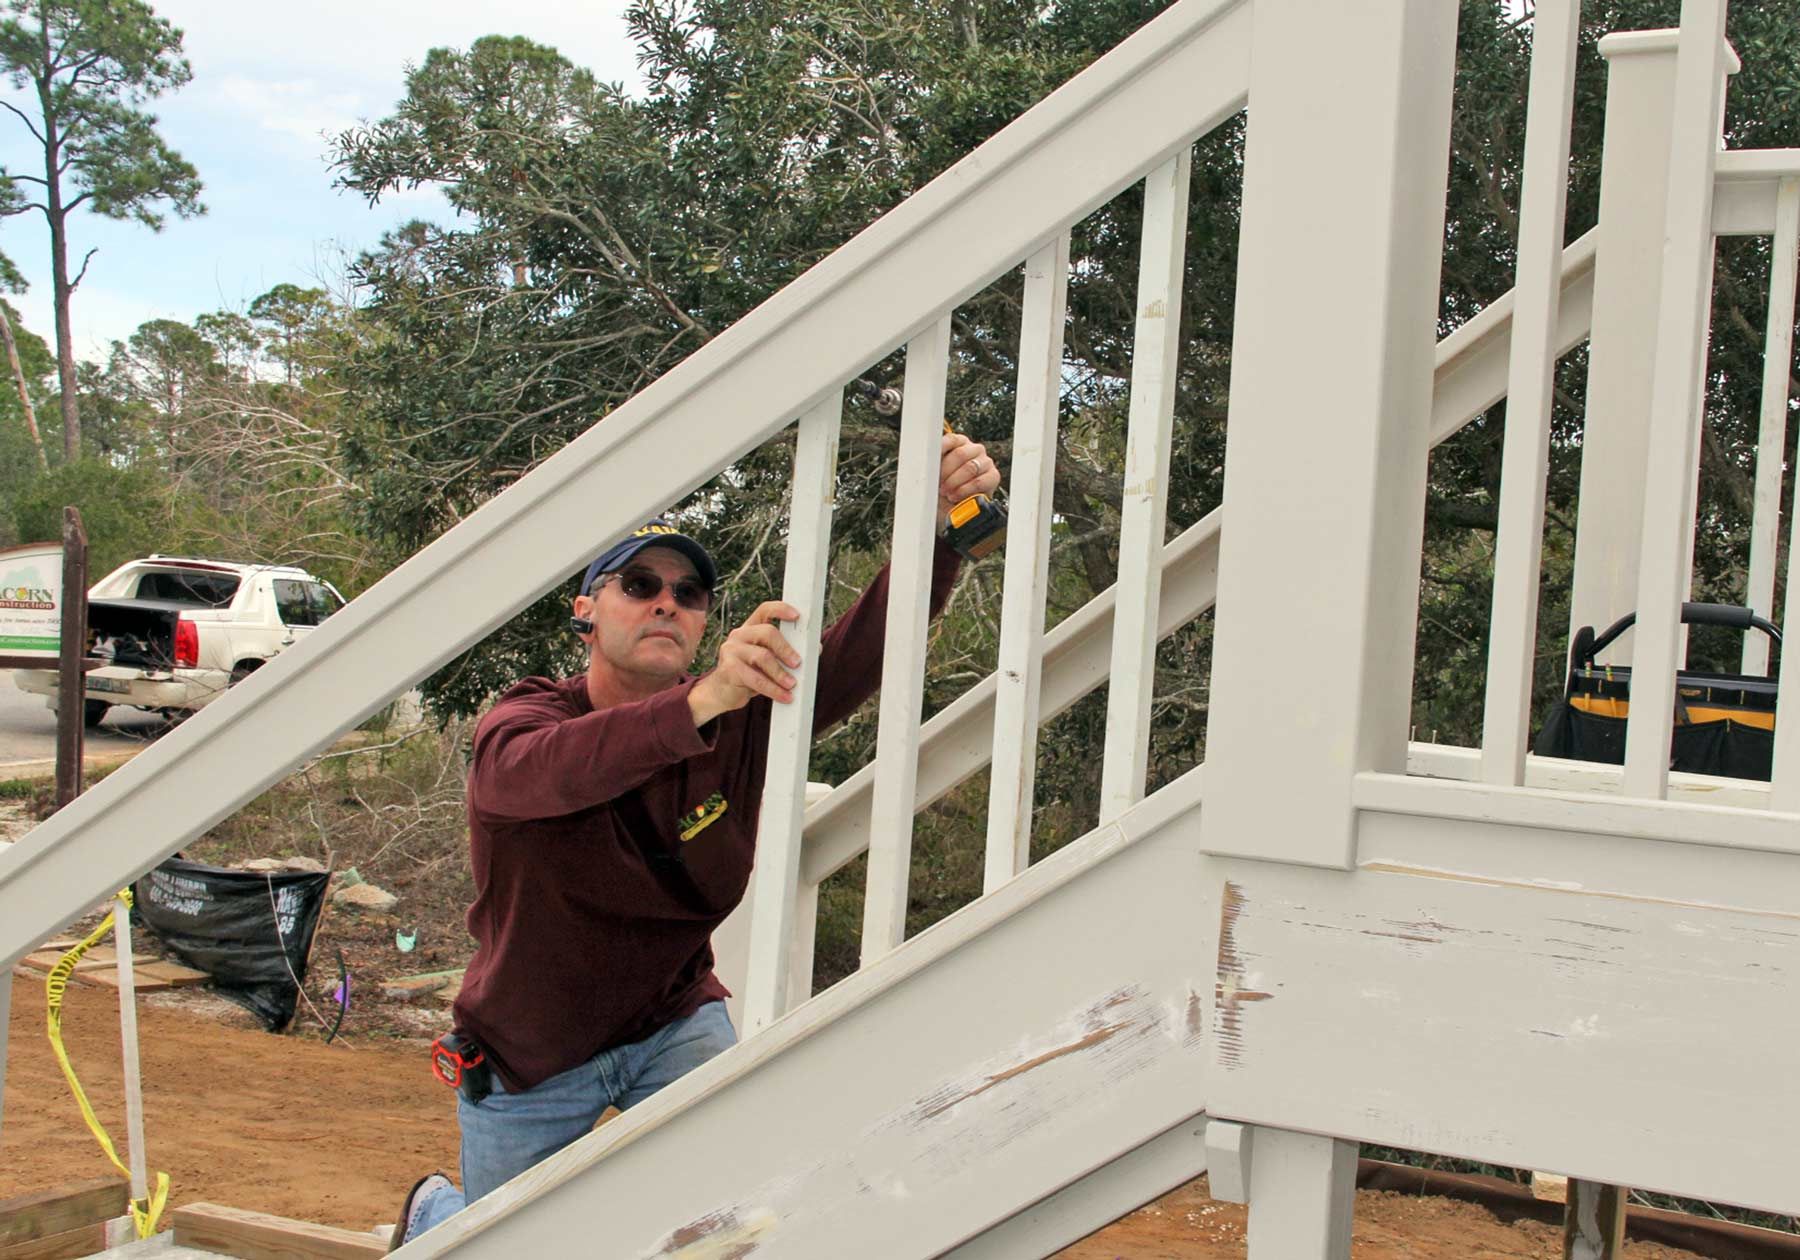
[212,74,366,150]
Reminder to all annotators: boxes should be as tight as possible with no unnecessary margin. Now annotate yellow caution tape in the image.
[45,889,171,1238]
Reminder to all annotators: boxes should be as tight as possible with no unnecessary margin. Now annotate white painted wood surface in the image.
[1202,1119,1252,1203]
[944,1115,1209,1259]
[1622,3,1731,800]
[1204,855,1800,1215]
[395,780,1209,1259]
[1354,770,1800,857]
[1480,0,1581,786]
[1775,462,1800,810]
[0,0,1256,971]
[1742,177,1799,674]
[1407,741,1773,811]
[1099,152,1192,824]
[114,894,149,1206]
[742,395,842,1034]
[1202,0,1459,868]
[861,316,954,964]
[1569,33,1686,664]
[0,971,10,1141]
[794,234,1600,896]
[985,234,1071,892]
[1244,1128,1356,1260]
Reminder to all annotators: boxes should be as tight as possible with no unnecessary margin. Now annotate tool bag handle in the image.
[1579,602,1782,671]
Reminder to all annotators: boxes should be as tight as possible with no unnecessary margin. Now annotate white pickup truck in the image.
[12,556,346,727]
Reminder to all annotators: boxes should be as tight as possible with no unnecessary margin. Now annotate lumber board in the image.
[72,960,206,991]
[0,1221,108,1260]
[20,947,157,973]
[0,1179,125,1247]
[171,1203,387,1259]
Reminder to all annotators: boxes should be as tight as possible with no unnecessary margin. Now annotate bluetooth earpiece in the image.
[569,616,595,635]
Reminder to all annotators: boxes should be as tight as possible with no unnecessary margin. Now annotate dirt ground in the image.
[2,977,1716,1259]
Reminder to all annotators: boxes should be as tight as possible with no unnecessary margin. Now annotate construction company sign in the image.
[0,541,62,658]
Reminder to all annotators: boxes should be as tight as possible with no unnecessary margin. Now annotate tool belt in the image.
[431,1031,493,1104]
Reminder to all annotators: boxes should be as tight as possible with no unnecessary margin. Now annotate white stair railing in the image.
[0,0,1256,976]
[721,226,1605,1020]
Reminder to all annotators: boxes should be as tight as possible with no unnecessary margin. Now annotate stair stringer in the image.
[398,772,1210,1259]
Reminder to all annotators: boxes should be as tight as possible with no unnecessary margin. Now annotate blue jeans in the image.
[407,1001,736,1241]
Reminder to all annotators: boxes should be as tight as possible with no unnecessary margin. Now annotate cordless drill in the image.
[852,379,1008,560]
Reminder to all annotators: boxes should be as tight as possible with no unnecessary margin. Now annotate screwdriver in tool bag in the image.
[852,379,1008,560]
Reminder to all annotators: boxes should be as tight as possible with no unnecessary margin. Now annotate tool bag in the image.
[1533,602,1781,781]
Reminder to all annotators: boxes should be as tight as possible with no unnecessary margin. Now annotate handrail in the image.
[795,229,1600,889]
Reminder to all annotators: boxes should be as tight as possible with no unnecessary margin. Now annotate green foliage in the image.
[11,459,175,573]
[0,0,203,459]
[0,0,202,227]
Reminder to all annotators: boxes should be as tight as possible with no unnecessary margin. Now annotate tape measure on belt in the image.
[45,889,171,1239]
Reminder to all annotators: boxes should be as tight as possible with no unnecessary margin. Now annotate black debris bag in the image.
[132,857,329,1031]
[1534,602,1781,782]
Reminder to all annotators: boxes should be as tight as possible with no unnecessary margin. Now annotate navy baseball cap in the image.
[580,520,718,596]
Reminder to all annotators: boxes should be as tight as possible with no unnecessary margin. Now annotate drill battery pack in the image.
[944,495,1008,560]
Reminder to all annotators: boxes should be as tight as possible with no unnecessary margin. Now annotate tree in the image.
[330,0,1800,778]
[247,282,328,386]
[0,0,203,461]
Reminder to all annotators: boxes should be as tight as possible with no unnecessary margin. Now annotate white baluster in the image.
[742,394,841,1033]
[1100,152,1193,823]
[1773,432,1800,812]
[1480,0,1582,785]
[1623,0,1732,801]
[861,315,954,964]
[985,234,1071,892]
[1743,178,1800,675]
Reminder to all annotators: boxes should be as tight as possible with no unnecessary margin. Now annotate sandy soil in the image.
[1,977,1715,1258]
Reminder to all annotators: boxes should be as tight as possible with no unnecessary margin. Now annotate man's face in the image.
[573,546,709,684]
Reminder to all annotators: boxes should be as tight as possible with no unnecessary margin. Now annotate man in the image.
[394,432,1001,1246]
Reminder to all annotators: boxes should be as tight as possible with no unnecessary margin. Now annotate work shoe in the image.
[390,1172,453,1252]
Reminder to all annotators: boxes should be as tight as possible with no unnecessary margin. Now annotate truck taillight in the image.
[174,617,199,668]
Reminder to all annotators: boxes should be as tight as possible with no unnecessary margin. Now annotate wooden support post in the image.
[1201,0,1459,868]
[112,894,149,1209]
[742,394,842,1034]
[1204,1119,1253,1203]
[1564,1178,1627,1260]
[1742,177,1800,675]
[54,507,86,810]
[1569,34,1688,662]
[1622,0,1733,802]
[1245,1127,1356,1260]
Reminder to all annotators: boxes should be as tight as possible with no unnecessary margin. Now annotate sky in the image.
[0,0,646,363]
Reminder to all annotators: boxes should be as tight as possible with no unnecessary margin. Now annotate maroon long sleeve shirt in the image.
[454,543,961,1091]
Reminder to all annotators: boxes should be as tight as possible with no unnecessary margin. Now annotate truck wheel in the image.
[230,662,260,686]
[83,699,111,728]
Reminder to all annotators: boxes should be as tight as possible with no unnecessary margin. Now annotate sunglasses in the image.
[597,567,714,612]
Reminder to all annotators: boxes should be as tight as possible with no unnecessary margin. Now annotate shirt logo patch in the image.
[678,793,728,841]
